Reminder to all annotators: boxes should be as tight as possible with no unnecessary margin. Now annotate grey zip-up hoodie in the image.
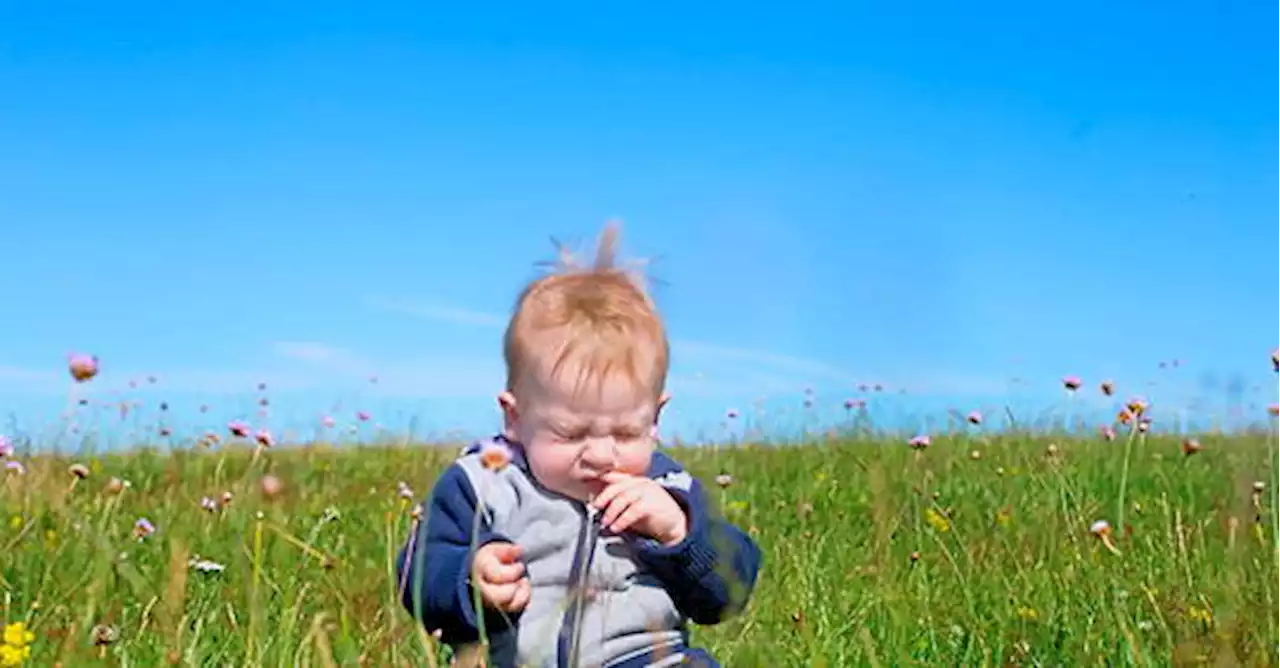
[396,435,762,668]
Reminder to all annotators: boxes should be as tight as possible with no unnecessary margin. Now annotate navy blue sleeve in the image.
[395,463,518,648]
[630,452,763,625]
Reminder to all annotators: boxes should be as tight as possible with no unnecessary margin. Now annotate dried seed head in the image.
[91,624,118,646]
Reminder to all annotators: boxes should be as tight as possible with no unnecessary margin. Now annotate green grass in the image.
[1,430,1276,666]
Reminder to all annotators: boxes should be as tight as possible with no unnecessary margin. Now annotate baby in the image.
[396,224,762,668]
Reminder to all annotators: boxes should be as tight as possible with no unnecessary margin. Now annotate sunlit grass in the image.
[1,427,1276,666]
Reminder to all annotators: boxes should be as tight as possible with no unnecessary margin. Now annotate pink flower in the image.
[322,415,335,428]
[356,410,371,422]
[254,429,275,448]
[0,435,12,458]
[132,517,156,540]
[68,353,100,382]
[1099,425,1116,441]
[908,434,930,450]
[966,411,982,425]
[1062,375,1082,392]
[5,460,24,476]
[227,420,250,438]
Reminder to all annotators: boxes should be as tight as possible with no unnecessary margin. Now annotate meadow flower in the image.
[1089,519,1120,554]
[188,557,226,573]
[356,410,371,422]
[715,473,733,488]
[1181,438,1202,456]
[199,496,218,513]
[68,353,100,382]
[1062,375,1082,392]
[966,411,982,425]
[1268,404,1279,417]
[1,621,34,666]
[907,434,930,449]
[260,475,284,499]
[1125,397,1148,416]
[1045,443,1059,457]
[969,449,981,460]
[322,415,335,428]
[1099,380,1114,396]
[133,517,156,540]
[4,461,24,476]
[258,397,269,407]
[2,622,33,648]
[924,507,951,532]
[90,624,118,647]
[68,463,89,479]
[158,427,171,437]
[480,442,513,471]
[220,491,234,506]
[227,420,250,438]
[396,481,414,500]
[254,429,274,448]
[103,477,129,495]
[1253,481,1266,494]
[725,409,739,420]
[1136,417,1151,433]
[0,436,11,458]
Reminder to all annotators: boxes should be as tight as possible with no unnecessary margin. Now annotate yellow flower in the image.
[1187,605,1213,626]
[6,516,19,531]
[925,508,951,533]
[2,622,34,647]
[1016,606,1039,621]
[0,643,31,667]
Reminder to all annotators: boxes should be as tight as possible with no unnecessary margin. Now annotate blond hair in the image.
[503,221,669,398]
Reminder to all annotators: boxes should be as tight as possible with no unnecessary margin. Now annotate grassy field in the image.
[1,428,1276,666]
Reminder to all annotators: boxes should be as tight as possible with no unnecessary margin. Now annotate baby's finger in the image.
[489,542,523,563]
[482,580,520,608]
[591,475,641,510]
[608,499,648,535]
[480,556,526,584]
[506,577,532,613]
[600,484,646,527]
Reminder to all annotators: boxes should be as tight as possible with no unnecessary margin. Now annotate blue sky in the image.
[0,1,1275,443]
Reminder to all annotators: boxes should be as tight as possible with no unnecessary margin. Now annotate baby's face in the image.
[501,364,666,502]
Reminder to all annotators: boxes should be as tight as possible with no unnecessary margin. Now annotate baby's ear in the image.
[497,391,519,433]
[654,392,671,423]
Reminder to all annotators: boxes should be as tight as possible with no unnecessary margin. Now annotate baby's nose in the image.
[579,438,617,469]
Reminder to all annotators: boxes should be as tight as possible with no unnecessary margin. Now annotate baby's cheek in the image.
[616,448,654,476]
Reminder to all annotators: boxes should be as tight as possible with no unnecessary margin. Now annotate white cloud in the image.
[364,294,861,384]
[272,341,372,376]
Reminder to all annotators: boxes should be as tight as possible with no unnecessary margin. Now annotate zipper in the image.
[558,501,600,668]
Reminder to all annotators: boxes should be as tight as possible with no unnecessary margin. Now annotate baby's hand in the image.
[591,472,689,546]
[470,542,531,613]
